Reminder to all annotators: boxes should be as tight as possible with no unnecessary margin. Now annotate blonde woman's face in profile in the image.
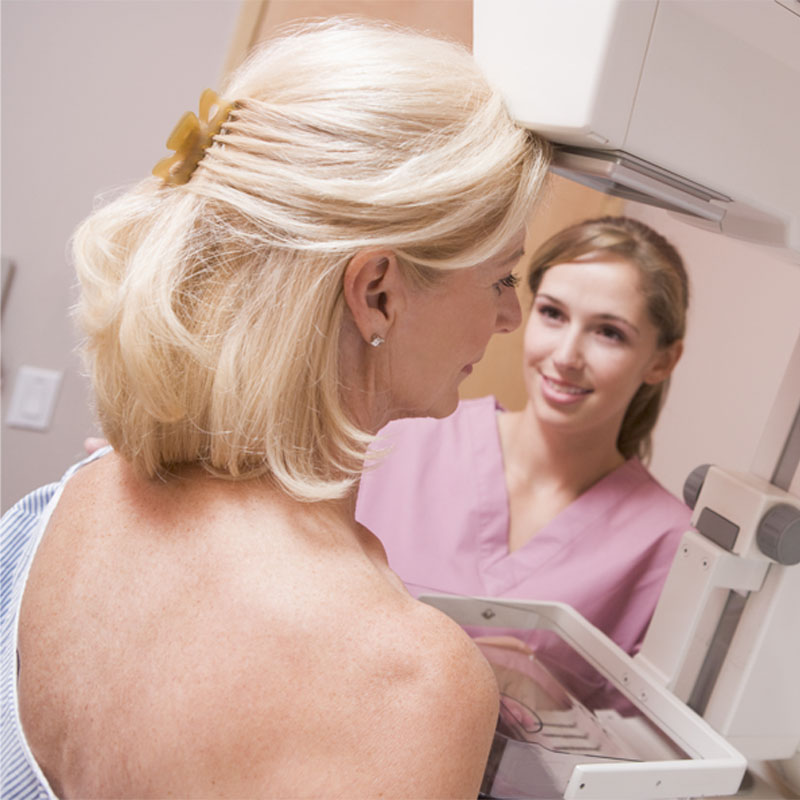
[523,258,674,439]
[388,231,526,420]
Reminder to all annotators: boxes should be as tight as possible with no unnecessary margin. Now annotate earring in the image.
[369,334,385,348]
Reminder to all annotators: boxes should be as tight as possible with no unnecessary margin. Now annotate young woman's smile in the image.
[524,258,678,439]
[539,373,592,404]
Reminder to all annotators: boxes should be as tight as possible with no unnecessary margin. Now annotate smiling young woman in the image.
[520,257,682,465]
[356,216,691,704]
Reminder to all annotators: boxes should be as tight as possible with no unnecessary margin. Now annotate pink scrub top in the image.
[356,396,691,703]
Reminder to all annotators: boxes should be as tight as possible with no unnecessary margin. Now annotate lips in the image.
[540,374,592,403]
[543,375,590,394]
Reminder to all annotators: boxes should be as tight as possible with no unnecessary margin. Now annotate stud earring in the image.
[369,334,385,348]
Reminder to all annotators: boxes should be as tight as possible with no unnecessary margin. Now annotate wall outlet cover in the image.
[5,365,64,431]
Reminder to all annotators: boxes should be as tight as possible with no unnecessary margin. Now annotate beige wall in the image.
[248,0,471,48]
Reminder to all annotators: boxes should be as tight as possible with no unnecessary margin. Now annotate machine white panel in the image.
[472,0,657,146]
[421,595,746,799]
[473,0,800,256]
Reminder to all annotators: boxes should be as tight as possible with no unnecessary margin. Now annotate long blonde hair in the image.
[74,17,551,500]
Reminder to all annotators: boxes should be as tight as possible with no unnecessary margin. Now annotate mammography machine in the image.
[421,3,800,797]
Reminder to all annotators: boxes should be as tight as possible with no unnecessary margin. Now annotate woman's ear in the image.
[342,249,406,345]
[643,340,684,385]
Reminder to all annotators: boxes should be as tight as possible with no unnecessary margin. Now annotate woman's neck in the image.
[498,403,626,498]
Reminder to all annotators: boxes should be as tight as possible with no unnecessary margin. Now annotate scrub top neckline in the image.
[479,400,645,590]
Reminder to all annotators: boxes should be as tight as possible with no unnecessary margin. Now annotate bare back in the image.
[18,454,498,798]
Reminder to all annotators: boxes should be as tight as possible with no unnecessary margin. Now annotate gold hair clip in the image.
[152,89,234,186]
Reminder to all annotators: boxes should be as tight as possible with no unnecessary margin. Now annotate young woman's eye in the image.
[536,303,563,322]
[598,325,626,343]
[494,273,520,294]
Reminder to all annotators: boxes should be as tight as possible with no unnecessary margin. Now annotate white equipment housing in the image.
[473,0,800,261]
[421,594,747,799]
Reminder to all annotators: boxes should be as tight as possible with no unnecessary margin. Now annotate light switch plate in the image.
[5,366,63,431]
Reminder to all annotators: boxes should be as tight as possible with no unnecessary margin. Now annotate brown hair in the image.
[527,216,689,462]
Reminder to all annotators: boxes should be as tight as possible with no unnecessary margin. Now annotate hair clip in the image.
[152,89,234,186]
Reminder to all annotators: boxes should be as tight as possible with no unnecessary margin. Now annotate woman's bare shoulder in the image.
[230,591,501,798]
[22,460,499,798]
[378,597,501,795]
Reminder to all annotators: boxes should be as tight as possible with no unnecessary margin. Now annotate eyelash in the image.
[598,325,626,343]
[495,273,520,293]
[537,305,628,343]
[536,303,562,320]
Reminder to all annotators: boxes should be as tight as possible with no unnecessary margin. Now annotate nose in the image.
[553,328,584,371]
[496,288,522,333]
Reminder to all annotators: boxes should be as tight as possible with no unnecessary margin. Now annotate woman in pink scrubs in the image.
[356,216,690,703]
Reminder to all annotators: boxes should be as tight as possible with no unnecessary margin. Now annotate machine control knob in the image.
[757,504,800,566]
[683,464,712,510]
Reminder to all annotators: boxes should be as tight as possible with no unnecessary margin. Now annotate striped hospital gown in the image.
[1,451,106,799]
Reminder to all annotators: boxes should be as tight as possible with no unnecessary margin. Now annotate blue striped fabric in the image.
[1,481,61,799]
[1,449,109,799]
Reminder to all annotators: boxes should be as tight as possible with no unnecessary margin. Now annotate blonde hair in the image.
[74,17,551,500]
[526,216,689,463]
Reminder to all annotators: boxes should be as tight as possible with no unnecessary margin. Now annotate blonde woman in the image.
[1,19,550,799]
[357,216,690,704]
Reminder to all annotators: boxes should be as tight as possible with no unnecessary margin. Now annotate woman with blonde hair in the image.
[357,215,690,704]
[1,18,550,799]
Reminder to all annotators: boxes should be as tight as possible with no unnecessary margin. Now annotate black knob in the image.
[757,504,800,566]
[683,464,712,510]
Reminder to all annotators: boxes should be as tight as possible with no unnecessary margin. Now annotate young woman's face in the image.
[523,258,674,440]
[389,231,526,420]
